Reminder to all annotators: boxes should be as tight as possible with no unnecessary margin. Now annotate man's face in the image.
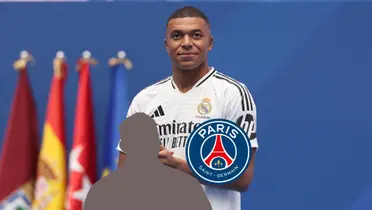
[165,17,213,70]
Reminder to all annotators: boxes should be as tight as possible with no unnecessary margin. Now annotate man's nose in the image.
[181,36,193,49]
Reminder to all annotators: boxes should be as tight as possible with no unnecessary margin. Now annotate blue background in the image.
[0,1,372,210]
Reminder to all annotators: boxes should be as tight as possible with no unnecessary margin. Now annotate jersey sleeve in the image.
[225,83,258,148]
[116,95,141,153]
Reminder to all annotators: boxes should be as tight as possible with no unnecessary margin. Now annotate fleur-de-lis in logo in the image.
[214,159,223,167]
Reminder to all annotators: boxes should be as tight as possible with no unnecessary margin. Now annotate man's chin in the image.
[177,61,201,70]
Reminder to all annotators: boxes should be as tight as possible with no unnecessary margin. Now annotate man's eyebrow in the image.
[170,29,204,34]
[191,29,204,33]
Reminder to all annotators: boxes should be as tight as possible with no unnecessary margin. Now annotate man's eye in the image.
[171,34,180,39]
[193,33,202,38]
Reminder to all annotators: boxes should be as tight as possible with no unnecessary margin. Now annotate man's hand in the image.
[158,146,178,168]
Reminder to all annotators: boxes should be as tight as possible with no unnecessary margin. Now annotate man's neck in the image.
[172,64,211,93]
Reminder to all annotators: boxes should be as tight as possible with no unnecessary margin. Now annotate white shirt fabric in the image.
[116,67,258,210]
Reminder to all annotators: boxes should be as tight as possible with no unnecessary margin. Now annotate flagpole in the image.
[108,50,133,70]
[77,50,98,71]
[54,51,67,78]
[13,50,34,71]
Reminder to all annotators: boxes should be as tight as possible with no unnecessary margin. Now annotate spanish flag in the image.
[32,52,68,210]
[0,55,39,209]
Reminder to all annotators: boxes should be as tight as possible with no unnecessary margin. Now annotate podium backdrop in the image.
[0,2,371,210]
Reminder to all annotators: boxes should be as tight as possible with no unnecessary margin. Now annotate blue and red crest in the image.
[185,119,252,185]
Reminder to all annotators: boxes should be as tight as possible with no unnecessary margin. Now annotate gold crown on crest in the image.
[202,98,211,103]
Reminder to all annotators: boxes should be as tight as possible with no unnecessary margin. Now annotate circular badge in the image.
[185,118,252,185]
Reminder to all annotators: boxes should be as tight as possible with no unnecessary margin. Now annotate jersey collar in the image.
[170,67,216,90]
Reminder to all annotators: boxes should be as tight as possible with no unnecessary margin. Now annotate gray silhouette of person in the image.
[84,112,212,210]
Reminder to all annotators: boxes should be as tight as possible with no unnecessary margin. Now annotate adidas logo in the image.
[151,105,165,118]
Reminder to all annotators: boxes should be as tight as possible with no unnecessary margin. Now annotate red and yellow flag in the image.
[66,54,98,210]
[0,55,39,209]
[32,53,68,210]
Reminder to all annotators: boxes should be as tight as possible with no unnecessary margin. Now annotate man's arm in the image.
[171,148,256,192]
[117,152,126,168]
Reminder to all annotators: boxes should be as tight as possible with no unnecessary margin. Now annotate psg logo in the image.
[185,119,252,185]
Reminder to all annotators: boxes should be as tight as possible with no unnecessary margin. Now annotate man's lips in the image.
[178,53,197,56]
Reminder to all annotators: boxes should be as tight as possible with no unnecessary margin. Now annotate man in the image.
[116,6,258,210]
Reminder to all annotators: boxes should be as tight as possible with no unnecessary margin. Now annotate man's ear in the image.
[208,36,214,51]
[164,38,169,53]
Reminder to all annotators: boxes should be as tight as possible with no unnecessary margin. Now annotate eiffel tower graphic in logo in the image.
[203,135,234,169]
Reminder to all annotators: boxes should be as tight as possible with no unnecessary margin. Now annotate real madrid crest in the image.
[197,98,212,115]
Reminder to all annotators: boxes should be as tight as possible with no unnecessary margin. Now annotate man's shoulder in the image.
[132,76,172,102]
[212,70,250,97]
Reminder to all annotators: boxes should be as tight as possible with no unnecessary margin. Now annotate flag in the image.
[101,64,130,177]
[0,68,39,209]
[66,59,97,210]
[32,59,68,210]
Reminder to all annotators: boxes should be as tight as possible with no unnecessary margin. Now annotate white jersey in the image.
[116,67,258,210]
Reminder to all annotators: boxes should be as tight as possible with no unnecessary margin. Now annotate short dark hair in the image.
[167,6,210,27]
